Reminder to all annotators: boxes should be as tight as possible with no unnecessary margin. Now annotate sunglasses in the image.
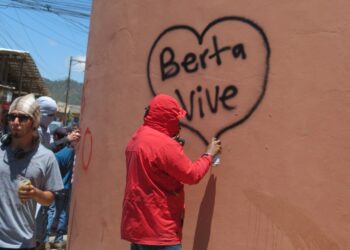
[7,113,32,122]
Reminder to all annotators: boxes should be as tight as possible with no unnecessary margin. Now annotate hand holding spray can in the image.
[207,137,221,166]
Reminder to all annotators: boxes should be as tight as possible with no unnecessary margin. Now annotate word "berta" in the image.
[160,35,247,81]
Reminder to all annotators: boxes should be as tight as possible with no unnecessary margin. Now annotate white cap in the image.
[9,94,40,129]
[36,96,57,116]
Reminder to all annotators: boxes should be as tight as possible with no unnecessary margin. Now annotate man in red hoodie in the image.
[121,94,221,250]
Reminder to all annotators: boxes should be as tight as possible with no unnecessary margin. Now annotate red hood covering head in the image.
[144,94,186,137]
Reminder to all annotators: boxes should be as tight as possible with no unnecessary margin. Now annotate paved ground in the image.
[47,235,68,250]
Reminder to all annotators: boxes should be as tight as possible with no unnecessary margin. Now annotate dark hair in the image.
[53,127,67,139]
[144,106,150,118]
[1,133,39,159]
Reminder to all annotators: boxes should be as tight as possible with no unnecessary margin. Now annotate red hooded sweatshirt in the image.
[121,94,212,245]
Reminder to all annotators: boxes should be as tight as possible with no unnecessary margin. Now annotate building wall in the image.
[68,1,350,249]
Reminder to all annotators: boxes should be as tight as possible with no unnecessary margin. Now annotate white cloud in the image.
[66,55,86,73]
[72,55,86,72]
[48,39,58,47]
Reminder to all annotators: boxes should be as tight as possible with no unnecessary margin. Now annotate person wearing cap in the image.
[36,96,81,153]
[36,96,58,148]
[121,94,221,250]
[48,125,81,153]
[0,94,63,250]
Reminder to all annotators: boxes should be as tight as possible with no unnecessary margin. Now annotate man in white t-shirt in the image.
[0,94,63,250]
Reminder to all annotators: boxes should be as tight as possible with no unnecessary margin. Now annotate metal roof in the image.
[0,48,48,96]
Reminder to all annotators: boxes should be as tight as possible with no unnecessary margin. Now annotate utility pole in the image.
[64,56,73,124]
[64,56,85,124]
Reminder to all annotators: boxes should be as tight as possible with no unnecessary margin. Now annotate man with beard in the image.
[0,94,63,250]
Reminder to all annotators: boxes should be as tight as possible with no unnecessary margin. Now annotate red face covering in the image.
[144,94,186,137]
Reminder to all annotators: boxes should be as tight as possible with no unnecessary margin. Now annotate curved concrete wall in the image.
[68,1,350,249]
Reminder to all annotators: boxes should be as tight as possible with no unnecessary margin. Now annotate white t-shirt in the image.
[0,143,63,249]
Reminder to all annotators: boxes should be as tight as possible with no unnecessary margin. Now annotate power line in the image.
[0,0,91,81]
[0,33,12,48]
[22,10,85,47]
[14,9,62,78]
[1,11,86,52]
[0,0,91,18]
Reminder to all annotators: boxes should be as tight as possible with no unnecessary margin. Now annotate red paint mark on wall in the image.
[82,127,93,170]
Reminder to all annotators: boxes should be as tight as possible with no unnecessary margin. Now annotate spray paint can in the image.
[212,154,221,166]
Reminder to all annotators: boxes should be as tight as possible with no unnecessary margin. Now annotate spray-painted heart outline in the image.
[147,16,271,145]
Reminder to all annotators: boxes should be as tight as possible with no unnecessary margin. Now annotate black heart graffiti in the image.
[147,16,270,145]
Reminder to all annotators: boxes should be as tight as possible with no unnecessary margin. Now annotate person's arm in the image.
[18,184,55,206]
[157,137,221,185]
[49,130,81,152]
[42,151,64,200]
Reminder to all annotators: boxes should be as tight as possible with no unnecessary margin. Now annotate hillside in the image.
[44,78,83,105]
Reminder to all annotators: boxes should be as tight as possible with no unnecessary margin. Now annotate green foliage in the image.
[44,78,83,105]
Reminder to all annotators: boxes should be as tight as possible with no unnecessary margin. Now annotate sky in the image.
[0,1,92,83]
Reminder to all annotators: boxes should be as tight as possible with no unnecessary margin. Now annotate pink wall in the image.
[68,1,350,249]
